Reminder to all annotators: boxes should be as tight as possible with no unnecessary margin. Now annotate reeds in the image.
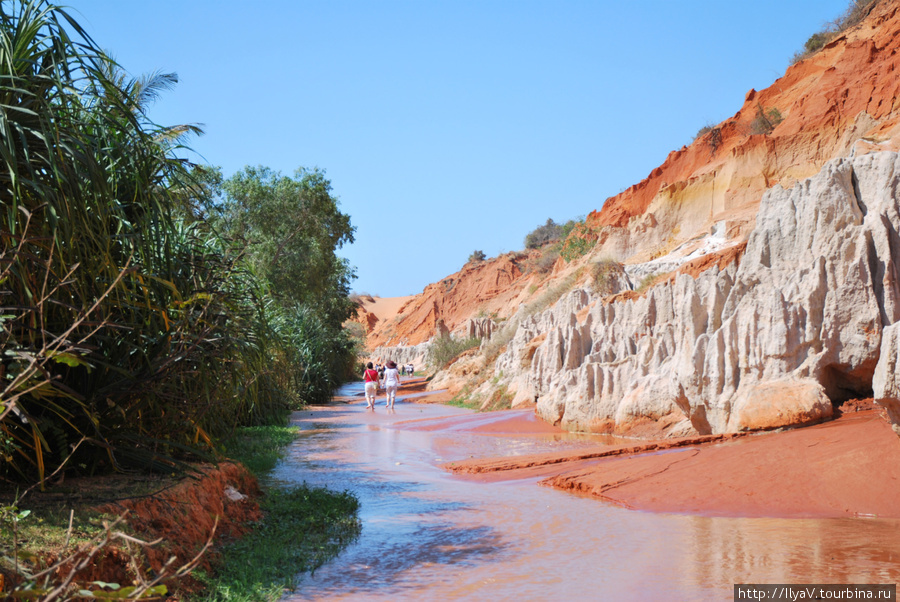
[0,1,355,485]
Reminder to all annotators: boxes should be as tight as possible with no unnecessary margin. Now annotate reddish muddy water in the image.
[277,383,900,601]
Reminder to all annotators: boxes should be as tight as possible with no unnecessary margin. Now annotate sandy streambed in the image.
[444,404,900,519]
[277,385,900,600]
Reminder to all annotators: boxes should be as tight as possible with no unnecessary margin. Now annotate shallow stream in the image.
[277,383,900,601]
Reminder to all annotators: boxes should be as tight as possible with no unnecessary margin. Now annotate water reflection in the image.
[684,516,900,587]
[278,394,900,600]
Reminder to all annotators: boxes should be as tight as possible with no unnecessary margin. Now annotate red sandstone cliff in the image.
[590,0,900,251]
[365,0,900,355]
[363,252,543,348]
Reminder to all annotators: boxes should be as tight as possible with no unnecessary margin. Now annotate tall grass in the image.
[429,335,480,370]
[0,1,356,485]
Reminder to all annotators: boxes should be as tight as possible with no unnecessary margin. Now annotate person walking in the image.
[382,360,402,408]
[363,362,379,409]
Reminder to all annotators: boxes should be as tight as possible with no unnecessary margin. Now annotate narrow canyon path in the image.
[278,384,900,600]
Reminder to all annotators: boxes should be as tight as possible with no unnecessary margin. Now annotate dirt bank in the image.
[6,462,261,597]
[444,402,900,518]
[94,462,261,578]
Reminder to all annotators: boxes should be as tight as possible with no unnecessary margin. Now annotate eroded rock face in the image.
[873,323,900,434]
[494,152,900,435]
[373,342,432,368]
[467,317,496,340]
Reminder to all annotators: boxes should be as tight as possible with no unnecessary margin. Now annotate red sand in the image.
[399,408,566,434]
[444,406,900,518]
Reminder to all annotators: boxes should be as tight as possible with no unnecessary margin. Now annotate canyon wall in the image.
[587,0,900,267]
[490,152,900,435]
[364,2,900,436]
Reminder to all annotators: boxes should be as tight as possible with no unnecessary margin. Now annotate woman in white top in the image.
[382,360,402,408]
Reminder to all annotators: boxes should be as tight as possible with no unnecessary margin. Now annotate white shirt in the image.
[383,368,401,386]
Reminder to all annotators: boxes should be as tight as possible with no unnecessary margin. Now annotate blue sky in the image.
[66,0,849,297]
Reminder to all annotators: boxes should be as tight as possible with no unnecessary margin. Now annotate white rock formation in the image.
[873,323,900,434]
[490,151,900,435]
[372,342,432,368]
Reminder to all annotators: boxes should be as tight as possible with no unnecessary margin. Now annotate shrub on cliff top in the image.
[525,219,565,249]
[791,0,878,63]
[694,122,716,140]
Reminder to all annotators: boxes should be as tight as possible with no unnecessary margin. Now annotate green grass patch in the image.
[445,398,481,410]
[444,382,512,412]
[1,469,189,564]
[196,425,361,601]
[195,485,360,601]
[445,386,482,410]
[220,424,298,475]
[0,502,116,564]
[482,384,513,411]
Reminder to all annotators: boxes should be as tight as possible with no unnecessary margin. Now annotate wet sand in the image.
[437,404,900,519]
[339,379,900,518]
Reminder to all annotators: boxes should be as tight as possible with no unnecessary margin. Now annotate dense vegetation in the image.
[0,1,359,486]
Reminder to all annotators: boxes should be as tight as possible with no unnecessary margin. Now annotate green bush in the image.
[0,1,359,484]
[559,222,598,262]
[468,249,487,262]
[750,105,784,135]
[429,335,480,369]
[591,259,625,296]
[525,219,565,249]
[804,31,832,54]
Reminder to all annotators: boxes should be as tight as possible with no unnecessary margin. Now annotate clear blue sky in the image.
[66,0,848,298]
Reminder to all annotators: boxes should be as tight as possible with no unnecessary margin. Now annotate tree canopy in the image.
[214,166,357,325]
[0,1,360,484]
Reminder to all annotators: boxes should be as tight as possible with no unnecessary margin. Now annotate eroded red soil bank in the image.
[36,462,261,594]
[443,403,900,518]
